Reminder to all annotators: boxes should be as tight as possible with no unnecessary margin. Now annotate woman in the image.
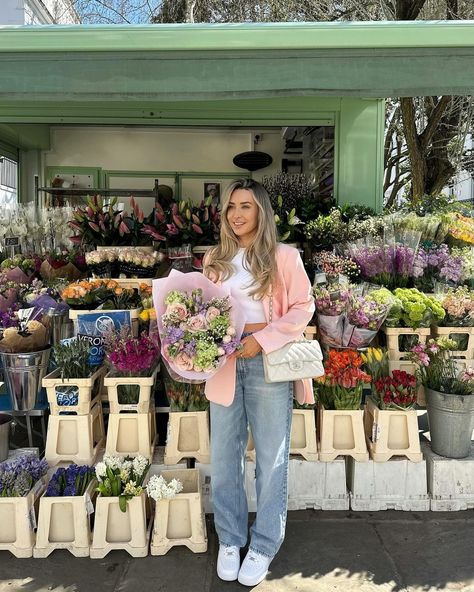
[203,179,314,587]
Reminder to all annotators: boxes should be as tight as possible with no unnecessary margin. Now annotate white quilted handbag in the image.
[262,291,324,383]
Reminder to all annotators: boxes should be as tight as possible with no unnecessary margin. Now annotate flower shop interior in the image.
[0,20,474,559]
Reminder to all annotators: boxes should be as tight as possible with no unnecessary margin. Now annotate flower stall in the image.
[1,19,474,558]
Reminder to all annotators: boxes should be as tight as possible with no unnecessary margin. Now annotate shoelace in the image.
[247,552,263,564]
[224,547,238,557]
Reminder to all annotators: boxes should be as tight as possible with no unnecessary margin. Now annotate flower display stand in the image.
[33,480,97,558]
[104,366,159,414]
[318,405,369,462]
[388,360,426,406]
[0,478,46,558]
[105,403,157,460]
[347,456,430,511]
[382,327,431,361]
[45,401,105,466]
[432,326,474,359]
[90,492,151,558]
[363,396,422,462]
[43,367,106,415]
[68,307,141,337]
[164,411,210,465]
[150,469,207,555]
[247,409,318,462]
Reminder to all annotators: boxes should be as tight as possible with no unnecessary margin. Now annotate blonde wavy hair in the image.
[204,179,279,300]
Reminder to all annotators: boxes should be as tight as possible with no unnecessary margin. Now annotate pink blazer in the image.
[204,243,315,407]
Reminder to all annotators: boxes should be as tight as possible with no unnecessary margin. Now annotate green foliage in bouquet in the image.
[53,338,95,379]
[95,455,150,512]
[273,195,304,242]
[0,255,35,274]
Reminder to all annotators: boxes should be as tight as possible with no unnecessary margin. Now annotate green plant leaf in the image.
[119,495,128,513]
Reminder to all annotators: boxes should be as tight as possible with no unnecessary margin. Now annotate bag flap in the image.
[265,339,323,366]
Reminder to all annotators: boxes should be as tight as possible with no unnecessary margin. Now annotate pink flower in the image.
[205,306,220,323]
[174,352,194,372]
[418,352,430,366]
[166,303,188,320]
[187,314,207,332]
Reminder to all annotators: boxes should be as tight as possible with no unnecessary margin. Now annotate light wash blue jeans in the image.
[210,346,293,558]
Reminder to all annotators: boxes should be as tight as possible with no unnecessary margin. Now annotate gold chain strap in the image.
[269,285,273,324]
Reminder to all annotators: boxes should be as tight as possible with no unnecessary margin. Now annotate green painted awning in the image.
[0,21,473,121]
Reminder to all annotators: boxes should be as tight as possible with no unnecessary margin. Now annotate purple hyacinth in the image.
[166,326,185,344]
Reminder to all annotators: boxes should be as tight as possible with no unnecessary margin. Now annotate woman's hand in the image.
[230,335,262,360]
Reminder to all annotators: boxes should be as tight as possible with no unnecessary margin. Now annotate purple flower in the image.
[166,326,185,343]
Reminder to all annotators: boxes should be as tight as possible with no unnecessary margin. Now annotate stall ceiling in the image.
[0,21,473,125]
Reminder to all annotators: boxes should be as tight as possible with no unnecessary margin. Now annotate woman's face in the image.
[226,188,259,247]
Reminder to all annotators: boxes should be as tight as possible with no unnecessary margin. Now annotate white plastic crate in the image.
[287,457,349,510]
[149,446,187,477]
[347,456,430,511]
[422,441,474,511]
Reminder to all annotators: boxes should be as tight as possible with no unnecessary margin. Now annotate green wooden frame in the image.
[44,165,102,188]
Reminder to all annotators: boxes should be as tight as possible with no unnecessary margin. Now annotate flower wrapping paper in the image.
[153,269,246,381]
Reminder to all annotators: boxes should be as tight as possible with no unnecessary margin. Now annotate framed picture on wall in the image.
[203,182,220,202]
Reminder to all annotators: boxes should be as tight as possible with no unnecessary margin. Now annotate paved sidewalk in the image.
[1,509,473,592]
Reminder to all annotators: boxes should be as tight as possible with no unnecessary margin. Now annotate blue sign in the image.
[77,311,132,366]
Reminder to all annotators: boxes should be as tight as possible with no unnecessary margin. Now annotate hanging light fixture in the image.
[233,133,273,172]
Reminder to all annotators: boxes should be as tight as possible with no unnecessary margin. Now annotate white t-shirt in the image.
[221,248,266,323]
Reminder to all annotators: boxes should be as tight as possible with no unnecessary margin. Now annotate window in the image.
[0,156,18,206]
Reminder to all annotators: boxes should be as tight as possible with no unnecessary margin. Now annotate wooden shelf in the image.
[38,187,158,197]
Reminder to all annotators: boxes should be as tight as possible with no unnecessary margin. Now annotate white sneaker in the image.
[238,549,272,587]
[217,544,241,581]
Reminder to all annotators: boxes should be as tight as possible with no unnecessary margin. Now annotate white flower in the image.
[132,455,149,478]
[146,475,183,501]
[217,347,225,356]
[226,327,236,336]
[95,462,107,480]
[104,454,123,471]
[222,335,232,344]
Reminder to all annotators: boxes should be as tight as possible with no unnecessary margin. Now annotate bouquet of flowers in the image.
[45,464,95,497]
[0,308,49,353]
[20,278,69,314]
[103,327,160,405]
[0,454,48,497]
[40,249,87,282]
[437,286,474,327]
[162,364,208,411]
[315,349,371,410]
[313,284,351,347]
[95,454,150,512]
[342,288,393,348]
[451,246,474,285]
[444,212,474,247]
[408,337,474,395]
[0,273,18,314]
[0,255,36,284]
[146,474,183,501]
[153,270,245,381]
[373,370,418,410]
[85,249,118,278]
[413,243,463,290]
[312,251,360,283]
[361,347,389,386]
[386,288,445,329]
[117,248,160,278]
[61,279,110,309]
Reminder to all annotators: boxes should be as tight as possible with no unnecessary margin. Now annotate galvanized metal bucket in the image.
[42,308,73,347]
[426,388,474,459]
[0,347,51,411]
[0,413,14,462]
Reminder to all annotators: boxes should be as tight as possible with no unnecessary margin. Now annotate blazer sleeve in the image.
[253,248,315,354]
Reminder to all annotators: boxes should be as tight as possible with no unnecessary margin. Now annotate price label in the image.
[314,272,327,286]
[4,236,19,247]
[372,423,381,443]
[28,506,37,530]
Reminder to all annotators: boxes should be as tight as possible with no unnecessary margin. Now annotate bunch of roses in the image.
[374,370,417,410]
[162,288,239,373]
[439,287,474,326]
[312,251,360,282]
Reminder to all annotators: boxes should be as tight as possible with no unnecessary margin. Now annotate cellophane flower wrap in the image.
[342,288,393,348]
[436,286,474,327]
[315,349,371,410]
[313,284,351,347]
[153,270,245,382]
[0,454,48,497]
